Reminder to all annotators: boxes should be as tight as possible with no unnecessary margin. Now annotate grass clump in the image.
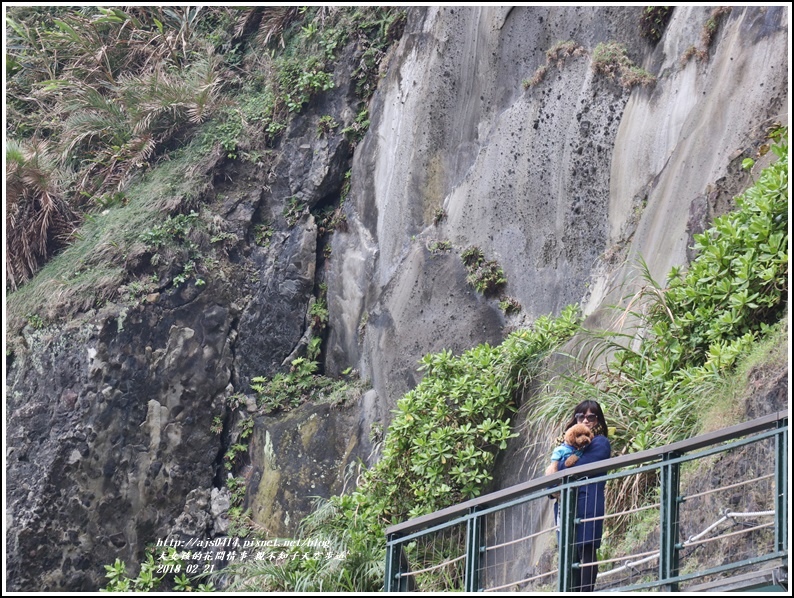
[460,246,507,297]
[523,40,586,89]
[6,6,406,297]
[6,143,212,335]
[592,41,656,89]
[680,6,733,66]
[499,296,522,315]
[700,6,732,52]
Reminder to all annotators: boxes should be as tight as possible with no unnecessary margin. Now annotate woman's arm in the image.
[558,435,610,470]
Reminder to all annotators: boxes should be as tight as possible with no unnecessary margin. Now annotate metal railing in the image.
[385,410,788,592]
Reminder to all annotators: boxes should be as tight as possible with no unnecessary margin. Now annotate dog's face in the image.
[564,423,593,449]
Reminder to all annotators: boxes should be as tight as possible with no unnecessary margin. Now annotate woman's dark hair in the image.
[563,400,608,434]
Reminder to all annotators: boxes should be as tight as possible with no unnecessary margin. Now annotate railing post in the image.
[774,419,788,553]
[465,506,483,592]
[557,482,577,592]
[659,452,681,591]
[385,534,410,592]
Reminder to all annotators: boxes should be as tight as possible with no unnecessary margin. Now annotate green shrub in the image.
[530,128,788,510]
[251,356,363,414]
[101,548,210,592]
[221,305,581,591]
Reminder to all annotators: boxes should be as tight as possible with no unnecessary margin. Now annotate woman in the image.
[552,400,611,592]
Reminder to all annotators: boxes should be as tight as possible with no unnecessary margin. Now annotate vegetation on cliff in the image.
[6,6,787,593]
[533,127,788,455]
[219,129,787,591]
[221,306,582,591]
[6,5,406,336]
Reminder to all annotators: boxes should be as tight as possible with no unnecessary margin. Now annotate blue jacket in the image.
[555,434,611,547]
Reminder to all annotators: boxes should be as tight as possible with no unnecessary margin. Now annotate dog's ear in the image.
[564,426,578,445]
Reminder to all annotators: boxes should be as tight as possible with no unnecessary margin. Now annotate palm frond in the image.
[254,6,300,48]
[6,138,77,290]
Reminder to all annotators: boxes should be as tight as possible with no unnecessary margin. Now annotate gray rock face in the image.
[233,214,318,387]
[327,4,788,418]
[6,290,236,591]
[246,400,371,537]
[325,5,787,586]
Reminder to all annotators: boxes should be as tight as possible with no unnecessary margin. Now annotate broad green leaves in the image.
[351,304,581,525]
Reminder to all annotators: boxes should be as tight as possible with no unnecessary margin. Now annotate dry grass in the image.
[523,40,585,89]
[679,6,733,67]
[6,139,79,290]
[592,41,656,89]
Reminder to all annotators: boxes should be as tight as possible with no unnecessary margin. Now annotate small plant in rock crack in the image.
[427,239,452,254]
[341,107,370,145]
[226,476,247,506]
[700,6,731,51]
[467,260,507,296]
[592,41,655,89]
[316,115,339,137]
[250,356,358,414]
[461,246,507,297]
[310,297,329,330]
[340,170,352,201]
[433,208,446,226]
[240,416,255,440]
[172,259,204,287]
[24,313,45,329]
[639,6,673,43]
[227,392,247,410]
[524,40,585,88]
[139,211,201,249]
[358,311,369,339]
[499,296,522,315]
[283,196,305,226]
[307,335,323,361]
[460,245,485,269]
[210,415,224,435]
[314,204,348,234]
[680,6,732,66]
[224,443,249,471]
[254,222,274,247]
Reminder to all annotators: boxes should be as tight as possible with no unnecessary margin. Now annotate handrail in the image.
[386,410,787,537]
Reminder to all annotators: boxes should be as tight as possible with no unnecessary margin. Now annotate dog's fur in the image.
[545,423,594,476]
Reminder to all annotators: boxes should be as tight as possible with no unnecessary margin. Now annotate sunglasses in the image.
[575,413,598,423]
